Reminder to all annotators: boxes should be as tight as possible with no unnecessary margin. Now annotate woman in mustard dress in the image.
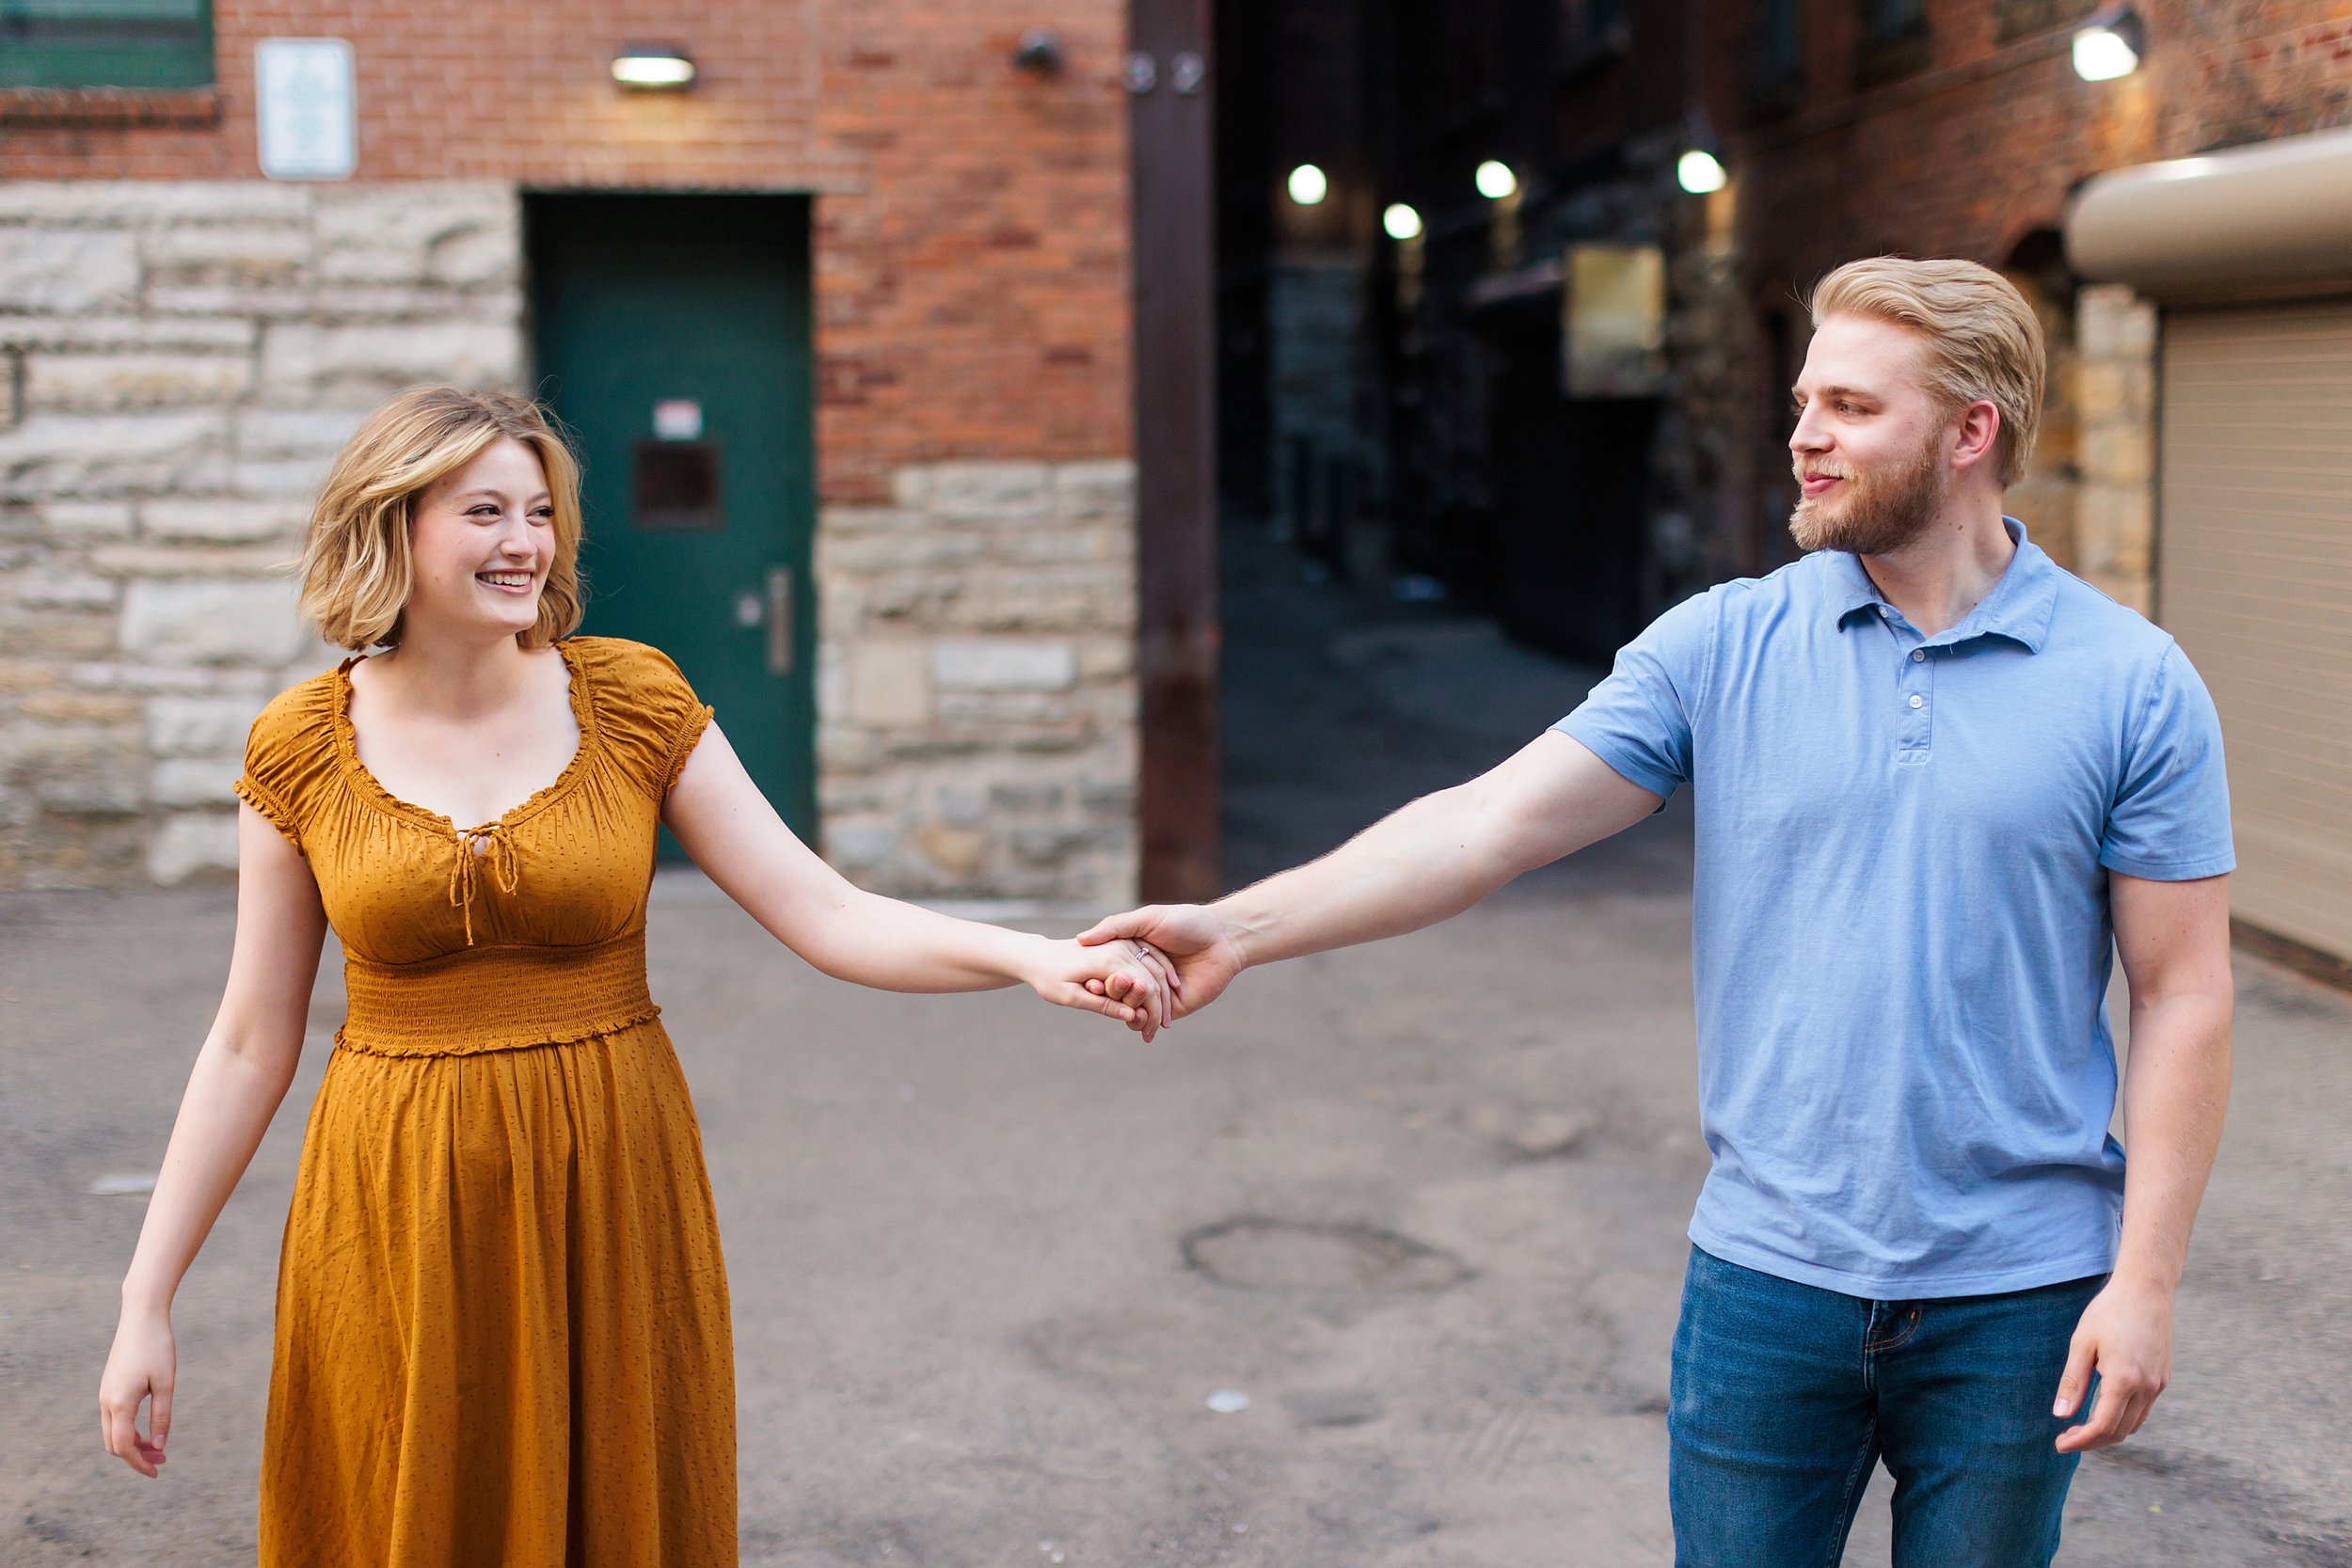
[95,388,1170,1566]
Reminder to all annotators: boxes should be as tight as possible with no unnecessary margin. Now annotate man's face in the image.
[1788,313,1953,556]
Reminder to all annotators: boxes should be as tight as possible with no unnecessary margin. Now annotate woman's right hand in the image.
[99,1302,176,1478]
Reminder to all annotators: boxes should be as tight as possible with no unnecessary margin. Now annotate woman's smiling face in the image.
[405,436,558,645]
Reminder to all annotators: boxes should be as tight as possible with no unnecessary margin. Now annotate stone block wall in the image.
[0,181,522,887]
[0,181,1140,903]
[2071,283,2158,616]
[816,459,1137,904]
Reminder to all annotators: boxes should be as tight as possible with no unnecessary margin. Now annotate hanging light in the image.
[612,42,695,89]
[1286,164,1329,206]
[1677,150,1727,194]
[2072,4,2145,81]
[1474,160,1518,199]
[1382,203,1423,241]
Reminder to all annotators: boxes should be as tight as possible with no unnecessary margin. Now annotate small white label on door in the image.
[255,39,358,181]
[653,400,704,440]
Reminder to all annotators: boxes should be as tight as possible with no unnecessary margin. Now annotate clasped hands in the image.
[1065,903,1238,1043]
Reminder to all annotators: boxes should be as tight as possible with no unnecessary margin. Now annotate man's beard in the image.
[1788,432,1947,556]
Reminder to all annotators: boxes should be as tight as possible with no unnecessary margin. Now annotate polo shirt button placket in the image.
[1899,645,1933,761]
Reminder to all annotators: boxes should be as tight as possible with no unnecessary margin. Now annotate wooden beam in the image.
[1129,0,1223,901]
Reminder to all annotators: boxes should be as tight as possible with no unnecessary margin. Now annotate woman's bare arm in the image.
[99,805,329,1476]
[662,723,1167,1030]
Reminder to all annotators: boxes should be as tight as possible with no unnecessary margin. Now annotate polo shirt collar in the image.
[1829,517,2058,653]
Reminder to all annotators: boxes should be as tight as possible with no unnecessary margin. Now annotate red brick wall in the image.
[1729,0,2352,292]
[813,6,1133,501]
[0,0,1135,502]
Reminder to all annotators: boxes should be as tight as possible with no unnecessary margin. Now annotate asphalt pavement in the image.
[3,529,2347,1565]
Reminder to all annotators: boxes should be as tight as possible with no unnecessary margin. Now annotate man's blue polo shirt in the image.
[1556,521,2233,1298]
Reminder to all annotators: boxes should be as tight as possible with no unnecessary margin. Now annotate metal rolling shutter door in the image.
[2158,303,2352,962]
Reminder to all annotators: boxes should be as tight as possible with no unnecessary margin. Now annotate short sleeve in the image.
[1551,588,1717,800]
[234,677,338,854]
[2100,642,2235,880]
[580,639,715,801]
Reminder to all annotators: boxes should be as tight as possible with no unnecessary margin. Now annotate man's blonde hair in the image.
[1806,257,2046,487]
[298,387,586,651]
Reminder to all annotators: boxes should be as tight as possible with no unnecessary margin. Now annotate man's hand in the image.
[2053,1275,2173,1451]
[1076,904,1247,1022]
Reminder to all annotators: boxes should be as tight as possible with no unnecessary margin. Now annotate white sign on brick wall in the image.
[255,39,358,182]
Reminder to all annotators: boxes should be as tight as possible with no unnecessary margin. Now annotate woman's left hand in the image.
[1025,937,1170,1039]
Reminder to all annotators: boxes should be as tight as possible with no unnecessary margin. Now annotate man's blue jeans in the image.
[1668,1244,2106,1567]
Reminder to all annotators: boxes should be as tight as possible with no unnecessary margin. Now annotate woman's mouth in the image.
[476,570,535,595]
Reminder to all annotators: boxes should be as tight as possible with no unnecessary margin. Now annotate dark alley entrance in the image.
[1216,518,1691,895]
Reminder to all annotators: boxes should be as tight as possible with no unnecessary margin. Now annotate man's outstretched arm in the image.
[1079,730,1661,1016]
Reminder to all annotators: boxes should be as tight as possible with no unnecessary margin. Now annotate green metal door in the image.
[526,194,816,846]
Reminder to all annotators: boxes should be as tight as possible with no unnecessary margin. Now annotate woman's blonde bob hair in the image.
[298,386,587,651]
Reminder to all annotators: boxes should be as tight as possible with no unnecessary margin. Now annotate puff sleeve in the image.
[580,639,715,801]
[234,676,339,854]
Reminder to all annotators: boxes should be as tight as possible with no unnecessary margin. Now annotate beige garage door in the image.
[2160,302,2352,963]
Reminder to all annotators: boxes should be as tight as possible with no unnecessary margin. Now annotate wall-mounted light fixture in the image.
[612,42,695,89]
[1475,160,1518,199]
[1382,203,1423,241]
[1287,164,1329,206]
[2072,4,2145,81]
[1011,28,1063,73]
[1677,150,1727,194]
[1676,105,1728,196]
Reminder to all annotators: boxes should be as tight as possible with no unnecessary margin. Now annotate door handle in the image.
[766,566,794,675]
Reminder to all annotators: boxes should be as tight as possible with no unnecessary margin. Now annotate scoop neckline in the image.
[331,639,600,838]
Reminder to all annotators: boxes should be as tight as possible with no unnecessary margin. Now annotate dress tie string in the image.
[447,822,520,946]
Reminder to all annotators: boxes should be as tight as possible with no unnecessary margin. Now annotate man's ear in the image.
[1950,400,2002,472]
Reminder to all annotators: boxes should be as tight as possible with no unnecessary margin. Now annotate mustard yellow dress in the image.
[234,637,736,1568]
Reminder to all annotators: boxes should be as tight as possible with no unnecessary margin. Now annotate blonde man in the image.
[1088,259,2234,1564]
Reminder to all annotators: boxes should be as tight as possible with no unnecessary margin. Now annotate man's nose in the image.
[1789,409,1829,455]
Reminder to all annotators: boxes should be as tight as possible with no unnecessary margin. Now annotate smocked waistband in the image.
[336,928,660,1058]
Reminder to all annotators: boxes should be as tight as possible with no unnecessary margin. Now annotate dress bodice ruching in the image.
[235,637,712,971]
